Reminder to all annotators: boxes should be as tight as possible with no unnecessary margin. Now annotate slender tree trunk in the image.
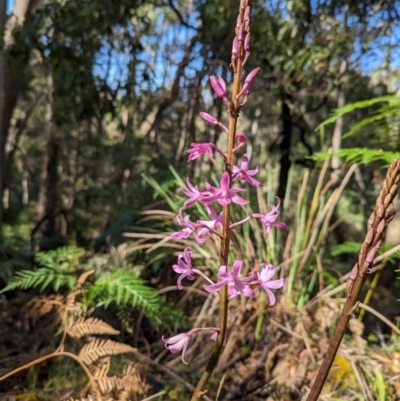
[330,60,347,185]
[0,0,7,236]
[0,0,39,232]
[2,94,42,210]
[37,72,59,248]
[277,91,293,202]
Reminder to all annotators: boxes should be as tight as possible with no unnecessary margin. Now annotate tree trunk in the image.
[330,60,347,185]
[277,91,293,202]
[0,0,7,236]
[0,0,39,231]
[36,73,60,249]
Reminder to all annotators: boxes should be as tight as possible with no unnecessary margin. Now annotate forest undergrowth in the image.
[2,0,400,400]
[1,156,400,401]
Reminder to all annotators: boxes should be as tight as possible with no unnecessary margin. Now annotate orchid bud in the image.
[236,14,241,29]
[244,6,250,22]
[218,77,226,93]
[199,112,220,125]
[244,67,260,87]
[237,25,244,44]
[235,133,247,143]
[209,76,227,99]
[244,32,250,53]
[237,67,261,104]
[231,37,238,59]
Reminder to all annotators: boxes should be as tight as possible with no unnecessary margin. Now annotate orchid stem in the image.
[189,2,248,399]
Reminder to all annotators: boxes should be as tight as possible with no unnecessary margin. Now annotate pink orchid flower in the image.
[232,153,262,187]
[257,263,284,306]
[203,172,248,206]
[252,198,286,234]
[204,260,256,299]
[172,247,214,289]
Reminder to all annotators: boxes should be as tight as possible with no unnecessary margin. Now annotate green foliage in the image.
[312,148,400,164]
[317,96,400,138]
[333,242,400,264]
[332,241,362,257]
[1,246,184,328]
[313,94,400,164]
[375,370,386,401]
[0,246,81,293]
[86,270,182,326]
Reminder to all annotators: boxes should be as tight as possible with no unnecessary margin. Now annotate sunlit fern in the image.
[1,270,149,400]
[1,246,184,328]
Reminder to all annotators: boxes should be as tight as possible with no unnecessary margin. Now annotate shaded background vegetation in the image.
[1,0,400,400]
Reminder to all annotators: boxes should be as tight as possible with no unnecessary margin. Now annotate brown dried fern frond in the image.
[68,318,120,338]
[23,294,64,324]
[97,376,126,394]
[89,357,111,378]
[121,363,149,396]
[65,395,112,401]
[78,339,136,365]
[65,270,95,312]
[65,289,83,311]
[122,362,140,376]
[77,270,95,288]
[117,390,131,401]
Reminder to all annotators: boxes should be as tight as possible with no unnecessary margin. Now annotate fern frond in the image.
[35,246,85,270]
[68,318,120,338]
[65,289,82,311]
[97,376,126,394]
[87,271,162,323]
[311,148,400,164]
[117,390,130,401]
[76,269,95,288]
[23,294,64,324]
[0,267,76,293]
[122,362,139,376]
[332,241,362,256]
[317,95,400,130]
[78,339,136,365]
[89,357,111,378]
[120,363,149,396]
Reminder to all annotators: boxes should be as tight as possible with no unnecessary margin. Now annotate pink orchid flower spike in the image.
[257,263,284,306]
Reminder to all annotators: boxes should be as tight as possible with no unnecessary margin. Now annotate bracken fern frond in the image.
[86,270,162,324]
[67,318,120,338]
[78,339,136,365]
[0,267,76,293]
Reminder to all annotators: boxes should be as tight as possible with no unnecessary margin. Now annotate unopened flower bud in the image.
[237,25,244,43]
[199,112,219,125]
[231,37,238,59]
[209,76,227,99]
[235,133,247,143]
[244,6,251,22]
[237,67,261,104]
[245,67,260,86]
[244,32,250,52]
